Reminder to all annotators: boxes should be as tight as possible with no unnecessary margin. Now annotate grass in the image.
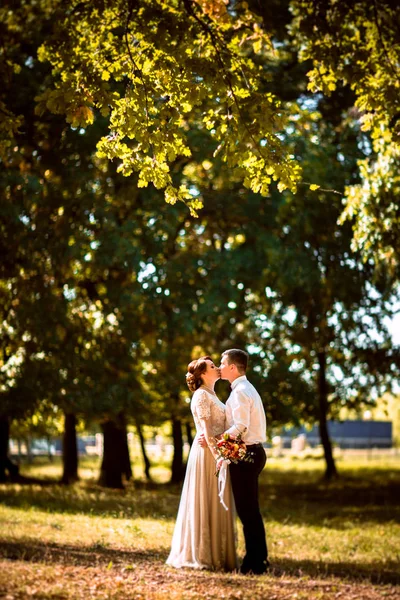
[0,454,399,599]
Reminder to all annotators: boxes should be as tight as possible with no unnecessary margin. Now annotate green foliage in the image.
[10,400,63,442]
[0,1,146,424]
[34,0,301,212]
[256,109,397,419]
[340,138,400,275]
[291,0,400,275]
[292,0,400,138]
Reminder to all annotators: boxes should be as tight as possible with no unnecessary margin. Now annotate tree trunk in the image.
[121,421,132,482]
[0,417,10,482]
[61,412,79,484]
[0,416,19,482]
[17,439,22,462]
[317,350,338,480]
[136,423,151,481]
[170,417,184,483]
[185,422,194,447]
[99,416,132,488]
[25,436,32,464]
[47,437,53,462]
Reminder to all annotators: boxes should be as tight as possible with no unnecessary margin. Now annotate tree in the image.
[0,0,135,484]
[291,0,400,276]
[248,109,398,478]
[1,0,188,485]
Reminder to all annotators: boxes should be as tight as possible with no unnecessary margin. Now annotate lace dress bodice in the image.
[191,388,226,437]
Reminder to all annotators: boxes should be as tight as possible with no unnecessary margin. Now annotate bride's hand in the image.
[198,434,208,448]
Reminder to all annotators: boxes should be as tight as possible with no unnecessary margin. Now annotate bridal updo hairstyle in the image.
[186,356,212,392]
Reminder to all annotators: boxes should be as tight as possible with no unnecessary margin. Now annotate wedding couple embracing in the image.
[166,349,269,574]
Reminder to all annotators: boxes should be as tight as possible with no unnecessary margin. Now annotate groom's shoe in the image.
[240,559,270,575]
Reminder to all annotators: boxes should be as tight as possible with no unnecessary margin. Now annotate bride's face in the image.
[203,359,220,384]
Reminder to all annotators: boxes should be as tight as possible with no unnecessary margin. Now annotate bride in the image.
[166,356,237,571]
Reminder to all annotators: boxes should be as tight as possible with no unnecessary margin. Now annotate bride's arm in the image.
[199,418,219,460]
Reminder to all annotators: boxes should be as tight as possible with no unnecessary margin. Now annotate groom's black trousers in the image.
[229,445,268,570]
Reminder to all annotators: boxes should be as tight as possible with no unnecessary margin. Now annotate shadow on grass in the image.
[262,469,400,527]
[1,474,57,486]
[0,539,399,586]
[270,556,400,586]
[0,468,399,526]
[0,538,166,567]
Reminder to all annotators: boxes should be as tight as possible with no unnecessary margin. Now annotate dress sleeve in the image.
[195,391,211,421]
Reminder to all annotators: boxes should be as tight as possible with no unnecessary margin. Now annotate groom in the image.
[219,348,269,574]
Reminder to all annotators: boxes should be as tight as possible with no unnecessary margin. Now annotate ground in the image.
[0,454,399,599]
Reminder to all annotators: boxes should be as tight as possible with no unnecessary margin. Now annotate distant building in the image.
[53,435,98,455]
[279,420,392,449]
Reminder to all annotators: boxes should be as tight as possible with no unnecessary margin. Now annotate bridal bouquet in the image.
[215,433,253,475]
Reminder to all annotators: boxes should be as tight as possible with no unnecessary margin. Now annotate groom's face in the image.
[219,354,231,381]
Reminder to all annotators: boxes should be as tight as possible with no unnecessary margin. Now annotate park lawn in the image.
[0,456,399,599]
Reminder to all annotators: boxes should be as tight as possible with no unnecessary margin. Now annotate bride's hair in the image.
[186,356,212,392]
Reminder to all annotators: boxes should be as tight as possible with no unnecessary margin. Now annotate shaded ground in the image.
[1,464,399,524]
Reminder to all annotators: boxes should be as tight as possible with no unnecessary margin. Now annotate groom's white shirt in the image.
[224,375,267,444]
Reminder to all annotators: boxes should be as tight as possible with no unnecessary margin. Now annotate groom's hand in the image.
[198,434,208,448]
[216,457,225,472]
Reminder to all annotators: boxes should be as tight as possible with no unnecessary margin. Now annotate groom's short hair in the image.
[222,349,248,374]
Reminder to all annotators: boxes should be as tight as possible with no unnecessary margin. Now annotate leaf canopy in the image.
[33,0,301,213]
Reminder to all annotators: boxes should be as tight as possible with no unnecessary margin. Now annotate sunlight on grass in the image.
[16,455,173,484]
[0,504,173,552]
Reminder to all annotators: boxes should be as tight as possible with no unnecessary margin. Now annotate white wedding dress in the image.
[166,387,238,571]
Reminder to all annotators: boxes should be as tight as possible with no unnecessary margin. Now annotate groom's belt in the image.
[246,442,263,448]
